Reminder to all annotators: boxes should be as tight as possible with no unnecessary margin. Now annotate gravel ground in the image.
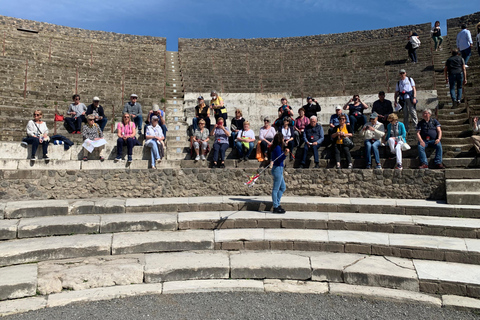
[4,292,480,320]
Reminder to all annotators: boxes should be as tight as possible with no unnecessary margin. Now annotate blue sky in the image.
[3,0,478,51]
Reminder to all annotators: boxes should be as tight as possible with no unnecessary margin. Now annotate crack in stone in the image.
[383,256,414,270]
[342,256,367,270]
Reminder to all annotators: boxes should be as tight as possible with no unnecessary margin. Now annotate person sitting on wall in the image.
[360,112,385,169]
[65,94,87,134]
[211,117,230,168]
[281,117,295,161]
[146,104,167,137]
[145,116,165,169]
[193,96,211,131]
[115,113,138,163]
[416,109,444,169]
[230,108,245,149]
[210,90,227,125]
[82,114,106,161]
[235,121,255,161]
[302,96,321,119]
[86,96,108,132]
[294,108,309,147]
[343,94,367,134]
[330,114,353,169]
[299,116,324,169]
[24,109,50,161]
[274,97,294,129]
[372,91,393,128]
[123,93,143,135]
[258,117,276,161]
[191,119,209,161]
[385,113,407,170]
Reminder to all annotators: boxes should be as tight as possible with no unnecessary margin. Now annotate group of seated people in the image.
[191,91,454,169]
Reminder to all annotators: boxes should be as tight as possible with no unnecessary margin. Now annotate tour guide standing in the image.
[395,69,418,132]
[270,132,289,214]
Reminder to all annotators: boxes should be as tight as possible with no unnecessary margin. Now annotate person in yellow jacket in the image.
[210,90,227,126]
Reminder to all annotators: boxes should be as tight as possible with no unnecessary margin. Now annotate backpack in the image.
[410,36,421,49]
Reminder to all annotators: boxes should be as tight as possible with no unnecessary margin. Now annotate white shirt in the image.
[26,120,48,137]
[396,77,416,99]
[456,29,473,51]
[145,124,164,144]
[236,129,255,140]
[281,127,292,140]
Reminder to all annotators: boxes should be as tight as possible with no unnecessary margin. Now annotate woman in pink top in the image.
[294,107,310,147]
[116,113,138,162]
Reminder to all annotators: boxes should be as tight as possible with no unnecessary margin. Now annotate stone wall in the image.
[179,23,431,51]
[0,168,445,201]
[447,11,480,30]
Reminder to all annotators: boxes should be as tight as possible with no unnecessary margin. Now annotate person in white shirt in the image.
[145,116,165,169]
[235,121,255,161]
[394,69,418,132]
[24,109,49,161]
[456,24,473,66]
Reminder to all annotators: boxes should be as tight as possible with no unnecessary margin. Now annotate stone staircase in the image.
[2,196,480,315]
[446,170,480,205]
[164,51,189,161]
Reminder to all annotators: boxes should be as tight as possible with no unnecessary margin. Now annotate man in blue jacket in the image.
[300,116,324,169]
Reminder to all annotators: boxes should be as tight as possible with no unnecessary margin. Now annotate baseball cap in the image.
[335,106,342,110]
[93,96,100,101]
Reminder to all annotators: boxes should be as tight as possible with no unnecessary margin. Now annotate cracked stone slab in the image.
[17,215,100,238]
[144,251,229,283]
[112,230,214,255]
[465,238,480,254]
[264,279,328,294]
[4,200,70,218]
[389,234,467,251]
[328,230,389,245]
[37,255,145,295]
[412,216,480,229]
[329,212,413,225]
[47,283,163,308]
[0,219,17,240]
[0,234,112,267]
[162,279,264,294]
[264,229,329,242]
[0,297,46,316]
[178,211,222,222]
[343,256,419,291]
[310,252,367,282]
[0,264,37,300]
[214,229,265,242]
[330,283,441,306]
[442,295,480,310]
[414,260,480,286]
[230,251,311,280]
[100,213,177,233]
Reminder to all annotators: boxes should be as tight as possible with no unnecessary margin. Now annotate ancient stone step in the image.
[0,264,37,300]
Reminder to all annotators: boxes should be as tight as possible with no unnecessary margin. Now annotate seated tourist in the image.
[145,116,165,169]
[472,116,480,155]
[294,108,309,146]
[65,94,87,134]
[259,117,276,161]
[230,109,245,149]
[302,96,321,119]
[116,113,138,162]
[274,97,294,129]
[235,121,255,161]
[343,94,368,133]
[372,91,393,127]
[123,94,143,135]
[147,104,167,137]
[385,113,407,170]
[300,116,324,169]
[330,114,353,169]
[86,96,108,132]
[210,117,230,168]
[329,106,351,128]
[24,109,49,161]
[416,109,444,169]
[82,115,106,161]
[360,112,385,169]
[193,96,211,131]
[191,119,209,161]
[210,90,227,125]
[281,118,295,161]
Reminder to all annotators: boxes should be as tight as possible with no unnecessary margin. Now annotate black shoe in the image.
[314,163,320,169]
[219,163,225,168]
[299,164,305,169]
[273,207,286,214]
[244,156,249,161]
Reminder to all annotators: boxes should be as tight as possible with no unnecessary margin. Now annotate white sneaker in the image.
[465,65,469,68]
[195,155,200,161]
[21,141,28,148]
[200,155,206,161]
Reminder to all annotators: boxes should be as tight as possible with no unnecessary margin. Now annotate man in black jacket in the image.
[300,116,324,169]
[302,96,321,119]
[86,97,108,132]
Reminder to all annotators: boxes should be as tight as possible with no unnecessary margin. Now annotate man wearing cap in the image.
[372,91,393,127]
[147,104,167,137]
[300,116,324,169]
[394,69,418,132]
[456,24,473,66]
[360,112,385,169]
[329,106,350,128]
[193,96,211,131]
[302,97,321,119]
[123,94,143,135]
[65,94,87,134]
[86,97,108,132]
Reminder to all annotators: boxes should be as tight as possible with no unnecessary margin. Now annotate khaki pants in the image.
[472,135,480,154]
[83,145,105,158]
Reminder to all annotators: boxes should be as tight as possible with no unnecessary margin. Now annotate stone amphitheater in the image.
[1,10,480,317]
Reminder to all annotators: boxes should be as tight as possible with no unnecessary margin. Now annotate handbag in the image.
[54,114,64,121]
[343,137,354,149]
[401,143,411,151]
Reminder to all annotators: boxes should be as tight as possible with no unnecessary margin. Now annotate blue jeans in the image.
[133,115,143,134]
[364,139,381,166]
[461,47,472,65]
[213,142,229,162]
[117,137,135,157]
[418,140,443,165]
[96,117,108,132]
[271,166,286,208]
[145,140,161,164]
[448,73,463,102]
[65,115,85,132]
[235,141,254,158]
[408,48,418,62]
[349,114,366,133]
[24,136,48,157]
[302,143,321,164]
